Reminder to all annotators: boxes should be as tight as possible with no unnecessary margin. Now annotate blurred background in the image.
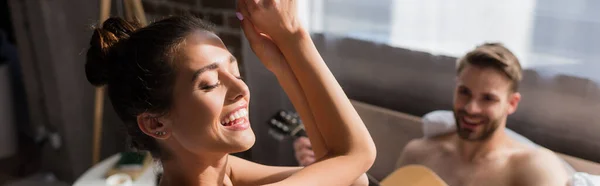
[0,0,598,185]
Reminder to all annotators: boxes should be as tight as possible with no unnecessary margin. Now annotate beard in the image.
[453,109,501,141]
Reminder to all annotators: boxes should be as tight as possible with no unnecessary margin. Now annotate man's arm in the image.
[511,149,570,186]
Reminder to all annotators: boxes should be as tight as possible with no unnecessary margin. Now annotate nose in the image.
[223,73,249,104]
[464,100,482,114]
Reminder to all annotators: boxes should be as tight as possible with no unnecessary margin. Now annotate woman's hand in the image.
[238,0,303,45]
[237,0,288,74]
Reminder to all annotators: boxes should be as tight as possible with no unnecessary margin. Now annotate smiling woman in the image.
[84,0,375,185]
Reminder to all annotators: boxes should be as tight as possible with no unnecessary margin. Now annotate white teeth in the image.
[221,108,248,125]
[235,109,247,119]
[464,117,482,123]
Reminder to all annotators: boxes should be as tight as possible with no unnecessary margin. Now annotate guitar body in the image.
[380,165,448,186]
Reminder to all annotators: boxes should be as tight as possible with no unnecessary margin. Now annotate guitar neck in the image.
[290,125,306,138]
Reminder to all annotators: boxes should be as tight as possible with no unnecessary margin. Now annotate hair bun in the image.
[85,17,141,86]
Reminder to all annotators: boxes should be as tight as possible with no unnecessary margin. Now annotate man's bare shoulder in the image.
[510,147,566,171]
[396,133,456,168]
[509,147,569,186]
[406,133,456,153]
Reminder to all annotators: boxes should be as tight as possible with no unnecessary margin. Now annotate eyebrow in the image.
[191,55,237,82]
[459,85,500,98]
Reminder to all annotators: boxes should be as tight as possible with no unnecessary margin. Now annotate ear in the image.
[507,92,521,114]
[137,112,172,140]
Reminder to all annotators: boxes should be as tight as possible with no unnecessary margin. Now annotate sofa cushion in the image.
[352,100,423,181]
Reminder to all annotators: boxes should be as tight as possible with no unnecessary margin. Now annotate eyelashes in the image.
[199,76,243,91]
[199,82,221,90]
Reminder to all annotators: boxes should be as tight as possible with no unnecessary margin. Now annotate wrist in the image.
[274,27,311,48]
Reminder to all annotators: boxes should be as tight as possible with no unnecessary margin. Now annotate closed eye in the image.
[199,81,221,91]
[458,86,471,96]
[483,94,498,102]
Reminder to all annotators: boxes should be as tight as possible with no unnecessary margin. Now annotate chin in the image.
[228,129,256,153]
[457,126,495,141]
[458,132,483,141]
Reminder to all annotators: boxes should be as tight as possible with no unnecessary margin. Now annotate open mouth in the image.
[220,108,248,126]
[461,116,485,129]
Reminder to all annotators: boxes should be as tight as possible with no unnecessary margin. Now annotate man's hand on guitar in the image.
[293,137,315,166]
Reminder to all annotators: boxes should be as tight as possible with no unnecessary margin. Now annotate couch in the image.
[351,100,600,181]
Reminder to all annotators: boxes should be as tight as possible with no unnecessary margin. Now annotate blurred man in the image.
[396,43,569,186]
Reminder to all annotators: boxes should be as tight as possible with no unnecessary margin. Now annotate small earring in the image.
[155,131,166,136]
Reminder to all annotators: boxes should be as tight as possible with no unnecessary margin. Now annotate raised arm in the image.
[238,0,376,185]
[236,0,327,162]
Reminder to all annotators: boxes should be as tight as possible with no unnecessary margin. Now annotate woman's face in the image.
[163,30,254,155]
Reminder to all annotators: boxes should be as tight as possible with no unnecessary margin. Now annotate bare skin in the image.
[135,0,375,185]
[294,137,315,166]
[399,133,568,186]
[397,65,569,186]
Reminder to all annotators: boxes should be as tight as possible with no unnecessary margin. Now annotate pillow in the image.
[422,110,456,138]
[571,172,600,186]
[422,110,576,174]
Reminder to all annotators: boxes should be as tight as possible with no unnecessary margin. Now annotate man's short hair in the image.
[456,43,523,92]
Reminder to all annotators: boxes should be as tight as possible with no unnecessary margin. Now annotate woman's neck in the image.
[159,151,230,186]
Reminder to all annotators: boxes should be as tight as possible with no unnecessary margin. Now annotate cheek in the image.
[453,96,466,110]
[483,103,505,119]
[172,91,225,137]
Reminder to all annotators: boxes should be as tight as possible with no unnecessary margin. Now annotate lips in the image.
[219,106,250,131]
[221,108,248,126]
[460,116,485,130]
[220,108,248,126]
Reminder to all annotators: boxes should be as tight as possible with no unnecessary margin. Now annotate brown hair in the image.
[456,43,523,92]
[85,16,214,158]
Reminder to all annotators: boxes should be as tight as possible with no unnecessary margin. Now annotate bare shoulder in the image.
[509,147,569,186]
[404,134,452,156]
[396,134,454,168]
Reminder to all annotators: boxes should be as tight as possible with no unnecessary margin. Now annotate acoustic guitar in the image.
[380,165,447,186]
[267,110,448,186]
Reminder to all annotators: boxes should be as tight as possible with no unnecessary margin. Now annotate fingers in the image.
[297,148,315,157]
[293,137,312,151]
[237,0,260,44]
[295,148,315,166]
[298,155,315,166]
[294,137,315,166]
[237,0,249,18]
[262,0,275,7]
[244,0,260,14]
